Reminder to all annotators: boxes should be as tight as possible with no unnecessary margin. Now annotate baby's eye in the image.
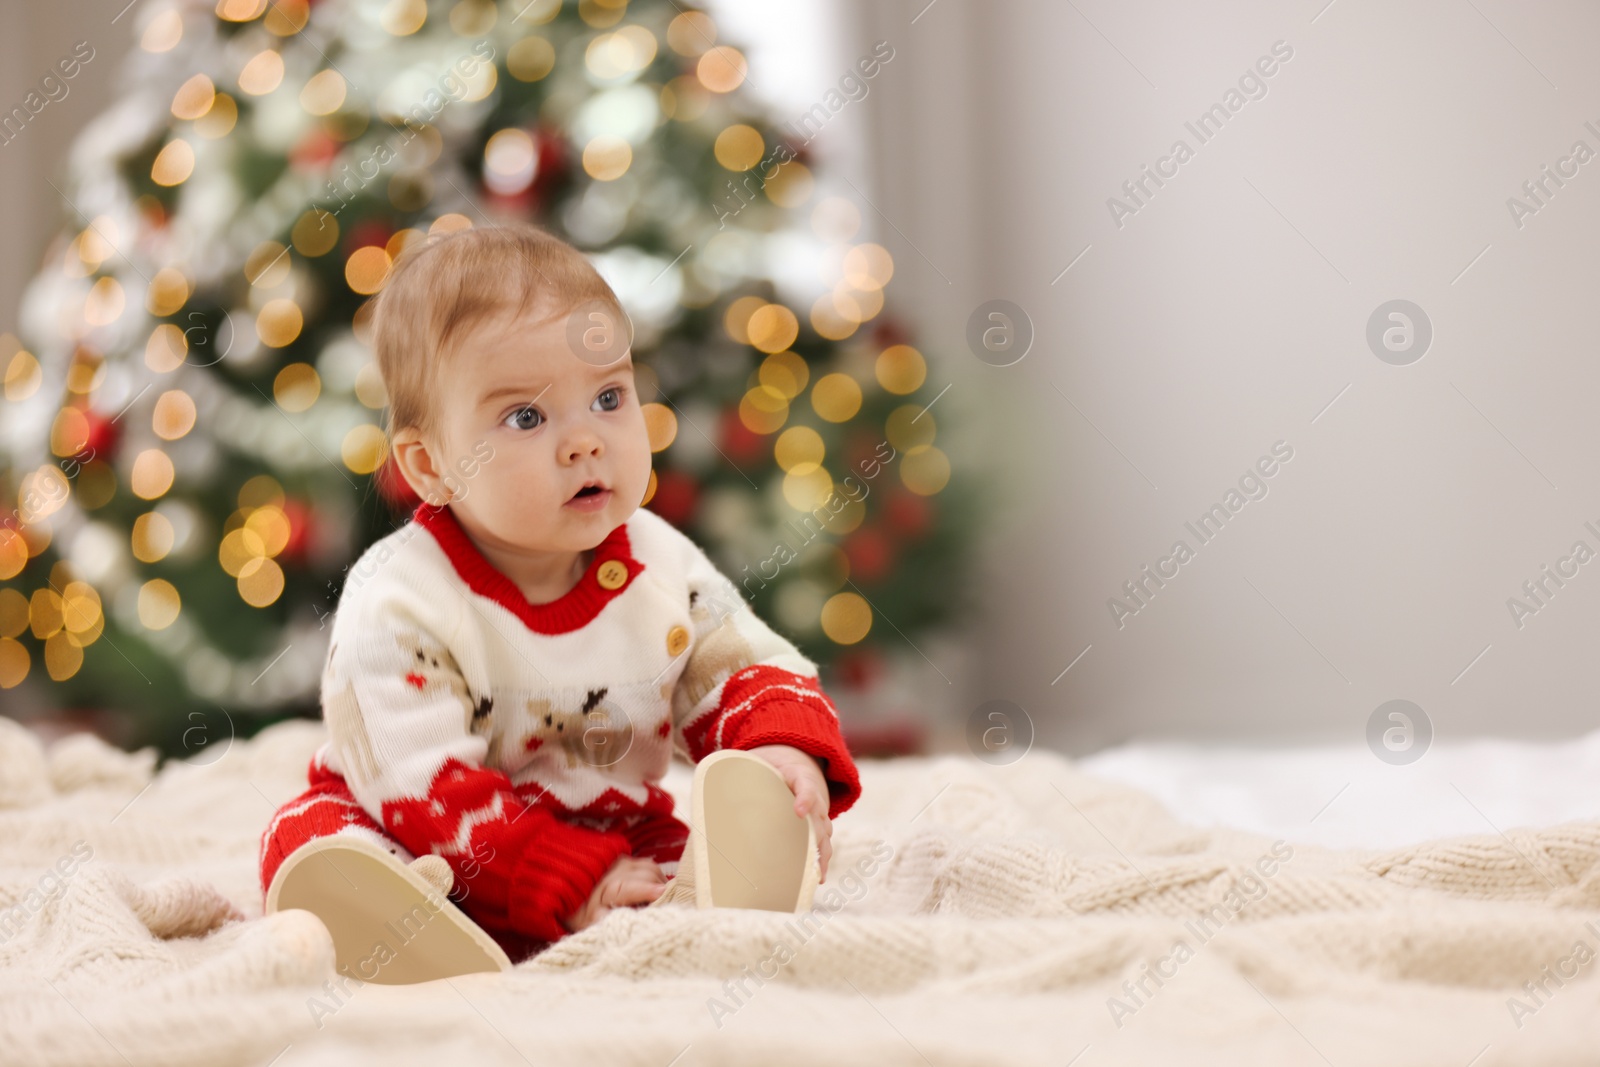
[593,387,624,413]
[503,405,542,431]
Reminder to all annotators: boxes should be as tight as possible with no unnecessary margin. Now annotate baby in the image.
[258,223,861,963]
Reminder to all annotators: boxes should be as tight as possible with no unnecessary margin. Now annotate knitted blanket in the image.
[2,716,1598,1067]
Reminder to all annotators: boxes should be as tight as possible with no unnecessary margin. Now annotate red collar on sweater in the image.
[413,502,645,635]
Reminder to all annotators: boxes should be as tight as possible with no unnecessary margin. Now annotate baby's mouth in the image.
[568,481,610,503]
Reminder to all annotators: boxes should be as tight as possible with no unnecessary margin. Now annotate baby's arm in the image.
[669,540,862,820]
[323,600,633,943]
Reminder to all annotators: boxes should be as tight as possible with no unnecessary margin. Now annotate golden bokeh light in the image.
[141,9,184,52]
[843,243,894,290]
[774,425,824,473]
[256,299,304,348]
[875,344,926,394]
[0,637,28,688]
[264,0,309,33]
[151,139,196,185]
[746,304,798,354]
[83,277,126,326]
[237,556,286,607]
[886,403,936,453]
[0,531,26,579]
[132,511,176,563]
[29,588,64,639]
[585,26,657,80]
[820,591,871,645]
[381,0,427,35]
[831,282,884,324]
[50,407,89,457]
[196,93,238,138]
[641,402,677,452]
[810,372,862,423]
[131,449,176,500]
[641,467,658,506]
[238,474,285,510]
[342,424,389,473]
[810,293,858,341]
[759,350,809,399]
[667,10,716,55]
[696,46,747,92]
[152,389,197,440]
[245,505,291,556]
[738,385,788,435]
[291,210,340,256]
[299,69,347,115]
[238,49,286,95]
[345,246,393,294]
[0,587,26,635]
[44,632,83,681]
[428,214,473,236]
[273,362,321,411]
[714,125,764,171]
[138,578,182,630]
[219,526,266,577]
[216,0,267,21]
[764,161,813,207]
[0,637,26,688]
[146,267,190,316]
[172,74,216,120]
[354,362,388,408]
[900,445,951,495]
[508,35,556,81]
[146,324,188,373]
[582,136,632,181]
[245,240,292,286]
[783,465,833,511]
[5,347,42,401]
[723,296,766,344]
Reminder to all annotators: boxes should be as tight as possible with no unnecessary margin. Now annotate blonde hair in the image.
[371,222,625,436]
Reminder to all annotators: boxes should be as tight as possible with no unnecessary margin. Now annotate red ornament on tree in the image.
[719,407,766,465]
[345,220,392,255]
[885,488,932,539]
[646,468,699,527]
[530,125,569,205]
[843,524,892,584]
[288,127,342,173]
[871,314,915,350]
[279,498,313,566]
[832,645,883,690]
[81,407,120,461]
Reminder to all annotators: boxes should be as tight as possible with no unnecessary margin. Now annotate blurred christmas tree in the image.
[0,0,981,756]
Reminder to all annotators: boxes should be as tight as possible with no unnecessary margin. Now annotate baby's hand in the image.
[742,744,834,884]
[561,855,667,933]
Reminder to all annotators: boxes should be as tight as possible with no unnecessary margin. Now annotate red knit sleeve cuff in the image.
[506,815,633,943]
[729,699,863,820]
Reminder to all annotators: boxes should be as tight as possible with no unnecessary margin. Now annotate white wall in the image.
[0,4,134,342]
[837,0,1600,751]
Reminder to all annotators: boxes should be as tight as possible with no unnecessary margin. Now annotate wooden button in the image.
[666,624,690,657]
[596,559,629,590]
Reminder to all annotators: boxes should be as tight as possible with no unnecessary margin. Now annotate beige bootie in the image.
[650,749,819,912]
[265,835,511,984]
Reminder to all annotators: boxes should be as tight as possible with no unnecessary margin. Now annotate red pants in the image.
[258,752,688,963]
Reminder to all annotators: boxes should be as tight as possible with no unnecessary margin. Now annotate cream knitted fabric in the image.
[5,716,1600,1065]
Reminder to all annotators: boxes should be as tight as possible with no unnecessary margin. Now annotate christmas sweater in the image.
[316,500,862,945]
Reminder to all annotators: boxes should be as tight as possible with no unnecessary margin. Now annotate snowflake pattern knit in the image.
[259,501,860,962]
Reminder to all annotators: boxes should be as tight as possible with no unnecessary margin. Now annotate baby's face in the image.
[423,303,652,557]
